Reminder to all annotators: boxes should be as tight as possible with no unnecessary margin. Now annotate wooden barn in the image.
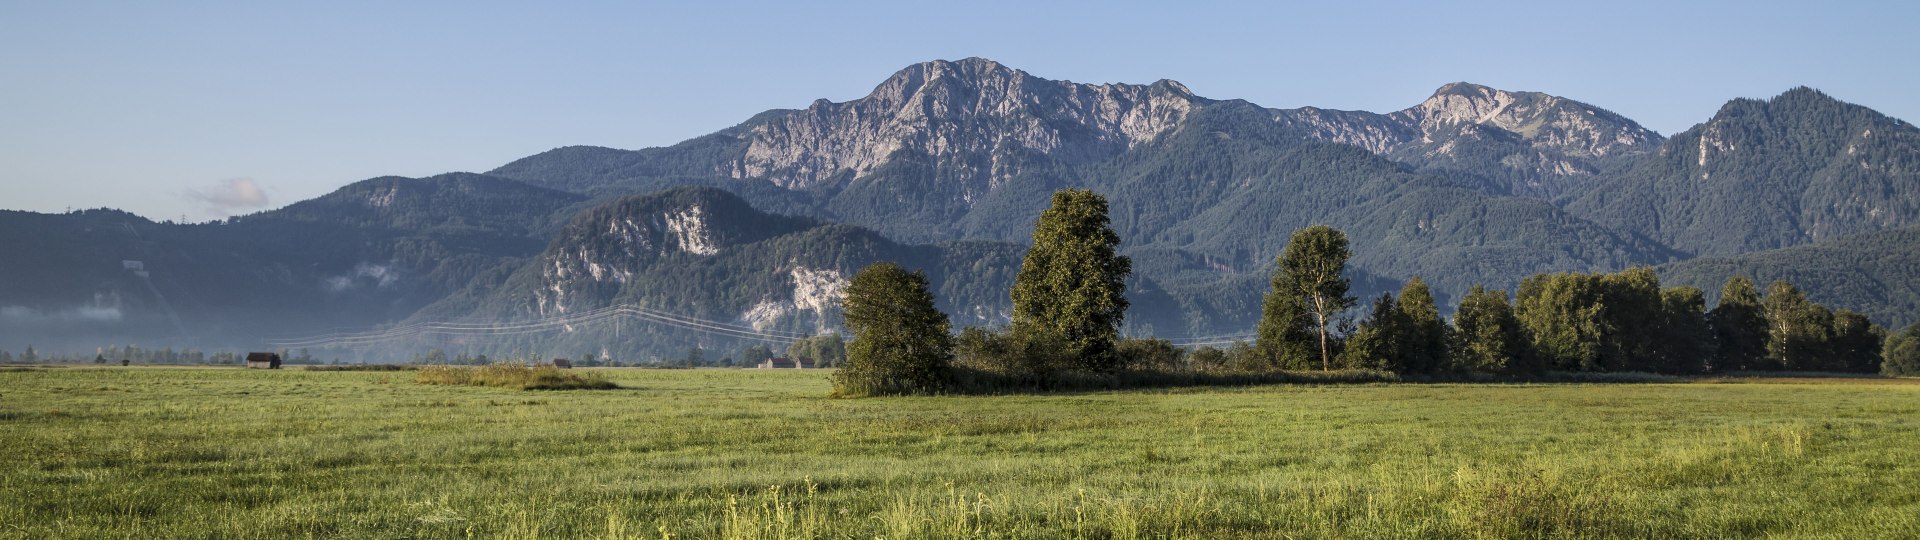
[757,357,815,369]
[552,358,572,369]
[245,352,282,369]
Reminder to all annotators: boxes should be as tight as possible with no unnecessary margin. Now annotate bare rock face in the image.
[1396,82,1661,159]
[1270,82,1665,196]
[731,58,1199,198]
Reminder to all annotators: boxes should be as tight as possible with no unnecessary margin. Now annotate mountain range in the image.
[4,57,1916,360]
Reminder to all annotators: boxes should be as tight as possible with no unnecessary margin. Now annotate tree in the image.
[1597,267,1665,372]
[1884,322,1920,377]
[22,345,36,363]
[1339,293,1410,372]
[1451,286,1533,374]
[684,347,705,367]
[1515,273,1605,371]
[1188,346,1229,372]
[0,350,11,363]
[1654,287,1713,374]
[1259,225,1356,371]
[1115,338,1181,371]
[740,344,773,365]
[833,262,954,396]
[1709,276,1769,371]
[1010,189,1131,372]
[1398,277,1449,374]
[787,334,848,368]
[1763,280,1832,370]
[1827,310,1883,373]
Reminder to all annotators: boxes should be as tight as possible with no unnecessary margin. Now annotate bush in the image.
[1188,346,1230,372]
[415,362,617,390]
[1115,338,1183,371]
[953,327,1073,388]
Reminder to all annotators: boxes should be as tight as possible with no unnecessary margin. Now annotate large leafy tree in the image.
[1340,293,1409,372]
[833,262,953,396]
[1259,225,1356,371]
[1451,286,1533,374]
[1010,189,1132,372]
[1708,276,1769,371]
[1763,280,1833,370]
[1826,310,1883,373]
[1654,286,1714,374]
[1398,277,1449,374]
[1515,273,1606,371]
[1884,322,1920,377]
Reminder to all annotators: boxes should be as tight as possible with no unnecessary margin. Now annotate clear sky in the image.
[3,0,1915,221]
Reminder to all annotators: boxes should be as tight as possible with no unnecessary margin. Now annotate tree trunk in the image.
[1317,312,1329,371]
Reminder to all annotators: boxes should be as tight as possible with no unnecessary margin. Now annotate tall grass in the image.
[2,367,1917,537]
[414,362,617,390]
[303,364,415,372]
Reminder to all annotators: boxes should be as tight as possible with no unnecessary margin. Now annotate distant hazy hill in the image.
[1661,225,1920,327]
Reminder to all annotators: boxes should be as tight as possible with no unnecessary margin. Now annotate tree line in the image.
[830,189,1920,396]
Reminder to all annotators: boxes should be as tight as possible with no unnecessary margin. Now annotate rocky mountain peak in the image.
[730,57,1199,194]
[1394,82,1663,159]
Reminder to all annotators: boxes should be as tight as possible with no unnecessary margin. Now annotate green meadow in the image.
[2,367,1917,539]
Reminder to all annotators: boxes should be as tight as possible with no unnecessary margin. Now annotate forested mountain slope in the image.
[6,58,1918,359]
[1660,225,1920,327]
[1568,88,1920,256]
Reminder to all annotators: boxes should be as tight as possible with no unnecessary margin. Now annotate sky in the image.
[2,0,1915,221]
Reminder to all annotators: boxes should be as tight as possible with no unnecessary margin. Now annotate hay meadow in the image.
[2,366,1918,538]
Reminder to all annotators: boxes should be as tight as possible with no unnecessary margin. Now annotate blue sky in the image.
[2,0,1915,220]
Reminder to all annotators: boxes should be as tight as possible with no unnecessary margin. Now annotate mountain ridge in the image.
[4,58,1917,360]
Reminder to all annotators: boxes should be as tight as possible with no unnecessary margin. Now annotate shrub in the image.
[415,362,617,390]
[953,327,1073,388]
[1115,338,1183,371]
[1188,346,1230,372]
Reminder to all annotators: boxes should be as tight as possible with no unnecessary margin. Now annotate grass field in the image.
[2,367,1917,539]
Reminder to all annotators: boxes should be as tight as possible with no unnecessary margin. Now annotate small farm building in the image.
[246,352,282,369]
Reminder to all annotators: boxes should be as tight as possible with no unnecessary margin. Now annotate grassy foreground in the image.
[1,367,1917,538]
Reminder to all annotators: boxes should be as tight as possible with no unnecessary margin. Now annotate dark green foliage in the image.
[1338,281,1460,375]
[1516,268,1716,374]
[1654,287,1714,374]
[833,262,953,396]
[1398,277,1449,374]
[1826,310,1883,373]
[739,344,774,365]
[1259,225,1356,371]
[1764,281,1833,371]
[1010,189,1132,372]
[952,327,1071,386]
[785,334,848,368]
[1708,277,1770,371]
[1884,323,1920,376]
[1661,226,1920,328]
[1451,286,1535,374]
[1516,272,1607,371]
[1339,294,1411,372]
[1187,346,1229,372]
[1568,88,1920,256]
[1114,338,1183,371]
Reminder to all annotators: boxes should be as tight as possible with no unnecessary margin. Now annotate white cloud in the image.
[185,177,271,217]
